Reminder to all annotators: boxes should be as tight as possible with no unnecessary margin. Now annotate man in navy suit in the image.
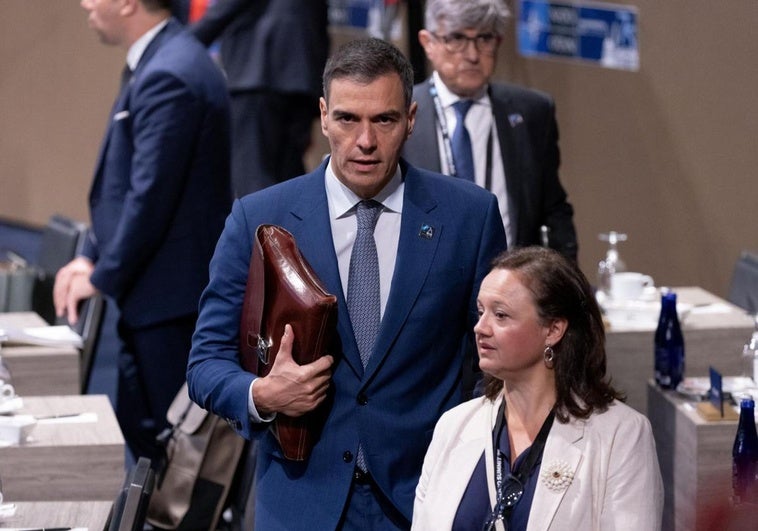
[402,0,578,260]
[187,38,506,530]
[54,0,232,463]
[173,0,330,197]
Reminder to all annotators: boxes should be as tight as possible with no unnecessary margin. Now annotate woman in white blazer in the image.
[412,247,663,531]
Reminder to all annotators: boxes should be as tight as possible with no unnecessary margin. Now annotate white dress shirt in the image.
[324,159,403,319]
[126,19,169,71]
[432,71,512,245]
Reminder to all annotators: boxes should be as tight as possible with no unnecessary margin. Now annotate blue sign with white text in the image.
[518,1,639,71]
[329,0,373,29]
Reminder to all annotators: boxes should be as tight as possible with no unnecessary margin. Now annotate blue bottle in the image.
[732,398,758,504]
[654,291,685,389]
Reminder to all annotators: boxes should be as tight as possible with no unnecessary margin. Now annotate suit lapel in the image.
[92,83,131,190]
[490,86,527,240]
[363,166,441,379]
[406,82,443,172]
[287,165,364,376]
[441,403,496,526]
[288,170,341,295]
[91,20,180,194]
[527,417,585,530]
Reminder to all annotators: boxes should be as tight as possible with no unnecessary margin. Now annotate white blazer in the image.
[412,396,663,530]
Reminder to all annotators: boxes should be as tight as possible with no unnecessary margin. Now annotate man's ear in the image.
[319,97,328,135]
[418,30,433,52]
[119,0,138,16]
[406,101,418,137]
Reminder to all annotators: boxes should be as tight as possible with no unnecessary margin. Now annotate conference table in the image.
[0,394,125,502]
[603,286,755,413]
[647,380,758,531]
[0,311,80,396]
[0,500,112,529]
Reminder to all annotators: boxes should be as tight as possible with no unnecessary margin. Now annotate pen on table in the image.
[18,527,72,531]
[33,413,82,420]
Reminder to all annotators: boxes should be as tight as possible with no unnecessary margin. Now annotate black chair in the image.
[105,457,155,531]
[728,250,758,314]
[75,292,105,393]
[0,215,43,266]
[0,217,43,312]
[31,213,89,324]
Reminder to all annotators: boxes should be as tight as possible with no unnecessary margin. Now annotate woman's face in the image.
[474,268,559,379]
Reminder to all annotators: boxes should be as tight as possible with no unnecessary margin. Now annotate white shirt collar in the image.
[126,19,169,71]
[431,70,491,110]
[324,158,405,218]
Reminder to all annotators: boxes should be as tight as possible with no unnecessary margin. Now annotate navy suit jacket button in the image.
[357,393,368,405]
[343,451,353,463]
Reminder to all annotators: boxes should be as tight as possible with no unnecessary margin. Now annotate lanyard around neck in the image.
[493,400,555,504]
[427,79,494,186]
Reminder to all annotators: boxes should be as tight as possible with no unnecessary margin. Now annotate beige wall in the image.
[2,0,757,298]
[494,1,758,297]
[1,1,122,225]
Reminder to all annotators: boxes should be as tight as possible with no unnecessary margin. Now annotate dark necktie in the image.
[120,64,132,91]
[347,200,382,472]
[451,99,475,182]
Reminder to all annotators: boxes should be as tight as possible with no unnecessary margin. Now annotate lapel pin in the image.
[419,224,434,239]
[508,113,524,127]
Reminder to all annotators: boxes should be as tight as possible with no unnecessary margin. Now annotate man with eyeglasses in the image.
[403,0,578,261]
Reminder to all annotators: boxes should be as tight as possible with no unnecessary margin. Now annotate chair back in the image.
[106,457,155,531]
[76,293,105,392]
[728,250,758,314]
[32,214,89,324]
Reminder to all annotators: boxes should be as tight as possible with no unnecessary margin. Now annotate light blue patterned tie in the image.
[347,200,382,368]
[347,200,382,472]
[451,99,475,182]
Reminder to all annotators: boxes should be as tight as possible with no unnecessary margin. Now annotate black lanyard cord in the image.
[492,401,556,505]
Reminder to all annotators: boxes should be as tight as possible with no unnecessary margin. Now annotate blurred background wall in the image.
[1,0,756,297]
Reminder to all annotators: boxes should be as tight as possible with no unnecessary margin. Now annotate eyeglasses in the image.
[431,31,500,54]
[481,474,524,531]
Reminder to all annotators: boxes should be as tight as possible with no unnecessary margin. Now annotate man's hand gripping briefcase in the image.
[239,225,337,460]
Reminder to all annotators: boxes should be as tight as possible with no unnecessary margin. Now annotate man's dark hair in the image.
[322,38,414,109]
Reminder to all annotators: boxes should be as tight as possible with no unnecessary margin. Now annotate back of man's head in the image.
[322,38,414,109]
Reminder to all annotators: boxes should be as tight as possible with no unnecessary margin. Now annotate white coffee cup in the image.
[611,272,654,300]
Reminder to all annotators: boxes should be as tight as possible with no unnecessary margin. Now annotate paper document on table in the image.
[0,326,82,349]
[687,303,734,315]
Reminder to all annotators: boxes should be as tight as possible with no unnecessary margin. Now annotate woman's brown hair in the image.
[482,246,624,422]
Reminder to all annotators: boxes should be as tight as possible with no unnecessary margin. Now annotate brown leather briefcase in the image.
[239,224,337,460]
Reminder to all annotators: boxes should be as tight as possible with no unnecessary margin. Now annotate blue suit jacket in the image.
[82,20,232,328]
[187,160,507,529]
